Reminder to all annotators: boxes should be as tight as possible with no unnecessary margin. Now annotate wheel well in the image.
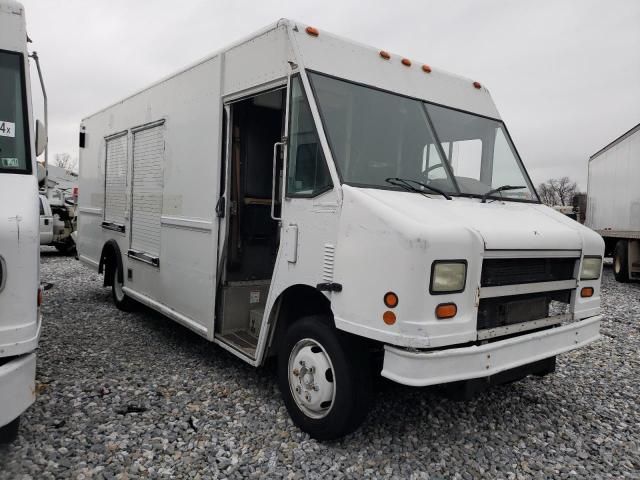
[603,237,618,257]
[264,284,333,361]
[98,240,123,287]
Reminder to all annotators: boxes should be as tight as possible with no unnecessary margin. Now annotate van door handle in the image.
[271,141,285,221]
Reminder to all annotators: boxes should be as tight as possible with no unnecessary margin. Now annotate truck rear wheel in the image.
[112,262,135,311]
[277,315,372,440]
[0,416,20,444]
[613,240,630,283]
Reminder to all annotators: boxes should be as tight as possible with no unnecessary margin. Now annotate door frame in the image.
[213,78,291,360]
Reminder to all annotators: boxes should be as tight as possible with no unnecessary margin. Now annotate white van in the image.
[0,0,46,442]
[77,20,604,439]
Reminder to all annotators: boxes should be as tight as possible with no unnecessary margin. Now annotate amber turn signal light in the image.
[383,311,396,325]
[581,287,594,298]
[305,26,319,37]
[435,303,457,319]
[384,292,399,308]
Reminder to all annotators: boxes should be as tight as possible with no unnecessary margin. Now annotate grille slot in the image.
[481,257,576,287]
[477,290,571,330]
[322,244,335,282]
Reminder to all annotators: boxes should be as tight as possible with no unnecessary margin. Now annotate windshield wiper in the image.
[481,185,526,203]
[385,177,452,200]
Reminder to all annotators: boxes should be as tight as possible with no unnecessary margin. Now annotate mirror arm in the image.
[30,51,48,193]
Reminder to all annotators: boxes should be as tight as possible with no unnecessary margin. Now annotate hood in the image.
[350,186,591,251]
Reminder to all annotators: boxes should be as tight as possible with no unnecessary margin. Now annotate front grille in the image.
[477,290,571,330]
[481,257,576,287]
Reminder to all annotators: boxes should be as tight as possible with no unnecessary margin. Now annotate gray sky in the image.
[22,0,640,189]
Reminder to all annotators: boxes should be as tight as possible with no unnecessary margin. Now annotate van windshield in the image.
[308,72,538,202]
[0,50,30,174]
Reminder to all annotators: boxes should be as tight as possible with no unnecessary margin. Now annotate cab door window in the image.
[286,76,332,197]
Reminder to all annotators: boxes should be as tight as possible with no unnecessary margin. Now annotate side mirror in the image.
[35,119,47,157]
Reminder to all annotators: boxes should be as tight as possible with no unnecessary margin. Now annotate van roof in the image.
[589,121,640,161]
[83,19,500,122]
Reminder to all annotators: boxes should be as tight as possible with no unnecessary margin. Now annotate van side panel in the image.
[78,56,222,336]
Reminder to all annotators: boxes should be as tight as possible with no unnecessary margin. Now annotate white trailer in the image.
[0,0,46,442]
[78,20,605,439]
[586,123,640,282]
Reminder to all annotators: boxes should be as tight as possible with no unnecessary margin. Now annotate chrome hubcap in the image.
[288,338,335,419]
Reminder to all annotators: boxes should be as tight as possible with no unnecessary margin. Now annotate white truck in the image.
[39,189,78,254]
[0,0,46,442]
[78,20,605,439]
[586,123,640,282]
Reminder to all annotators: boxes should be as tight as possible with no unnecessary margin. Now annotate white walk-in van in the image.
[78,20,605,439]
[0,0,46,442]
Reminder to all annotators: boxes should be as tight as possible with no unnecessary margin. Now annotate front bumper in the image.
[0,353,37,427]
[381,315,601,387]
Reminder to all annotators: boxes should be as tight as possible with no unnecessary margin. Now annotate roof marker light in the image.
[379,50,391,60]
[473,81,482,89]
[401,58,412,67]
[422,64,432,73]
[305,26,319,37]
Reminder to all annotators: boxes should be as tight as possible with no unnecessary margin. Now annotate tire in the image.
[613,240,630,283]
[55,240,76,256]
[277,315,372,440]
[111,261,136,311]
[0,416,20,444]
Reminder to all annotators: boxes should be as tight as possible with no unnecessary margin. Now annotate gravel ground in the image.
[1,250,639,479]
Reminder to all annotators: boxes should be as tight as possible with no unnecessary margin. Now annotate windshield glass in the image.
[425,104,536,200]
[0,50,30,174]
[308,72,457,193]
[309,72,538,201]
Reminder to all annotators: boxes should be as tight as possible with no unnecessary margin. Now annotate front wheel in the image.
[277,315,372,440]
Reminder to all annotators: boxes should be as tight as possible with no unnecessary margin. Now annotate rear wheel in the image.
[0,416,20,444]
[277,315,372,440]
[112,261,135,311]
[613,240,629,283]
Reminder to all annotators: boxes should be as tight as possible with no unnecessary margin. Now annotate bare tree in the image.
[54,153,78,173]
[537,177,578,206]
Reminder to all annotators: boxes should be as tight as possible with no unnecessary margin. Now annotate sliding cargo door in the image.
[129,121,165,265]
[103,132,127,232]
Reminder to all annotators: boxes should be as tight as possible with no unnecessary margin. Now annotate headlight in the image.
[580,256,602,280]
[430,261,467,294]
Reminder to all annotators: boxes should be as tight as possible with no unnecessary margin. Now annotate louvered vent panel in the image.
[131,125,164,257]
[104,134,127,225]
[323,244,335,282]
